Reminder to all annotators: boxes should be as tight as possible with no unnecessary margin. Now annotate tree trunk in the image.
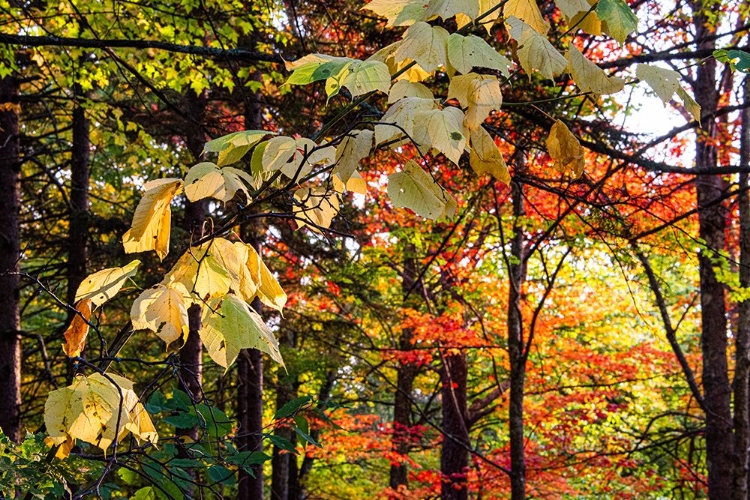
[733,74,750,500]
[689,3,733,496]
[67,87,89,307]
[440,350,469,500]
[272,330,298,500]
[508,152,527,500]
[390,244,420,493]
[0,75,22,443]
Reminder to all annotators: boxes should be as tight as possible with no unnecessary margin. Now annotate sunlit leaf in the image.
[245,244,287,313]
[566,45,625,95]
[469,127,511,183]
[412,107,467,163]
[388,160,456,219]
[394,22,450,73]
[163,244,232,301]
[506,16,567,81]
[122,179,183,261]
[424,0,478,22]
[201,294,284,370]
[547,119,585,177]
[375,96,437,147]
[447,34,512,77]
[293,187,340,233]
[62,299,92,358]
[388,80,433,103]
[360,0,427,27]
[131,282,191,348]
[596,0,638,44]
[636,63,701,122]
[74,260,140,308]
[504,0,549,34]
[203,130,272,167]
[449,74,502,130]
[333,129,374,183]
[184,162,255,203]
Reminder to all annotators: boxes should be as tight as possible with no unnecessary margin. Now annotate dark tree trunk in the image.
[67,87,89,307]
[237,81,266,500]
[0,75,22,443]
[508,153,527,500]
[689,2,733,497]
[440,351,469,500]
[733,75,750,500]
[390,245,420,493]
[272,330,298,500]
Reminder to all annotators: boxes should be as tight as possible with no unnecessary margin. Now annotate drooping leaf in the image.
[122,179,183,261]
[387,160,456,220]
[393,21,450,73]
[262,136,333,180]
[447,34,512,77]
[203,130,273,167]
[340,60,392,97]
[566,45,625,95]
[412,107,467,163]
[506,16,567,81]
[448,74,502,130]
[131,282,191,348]
[469,127,511,183]
[45,373,158,458]
[184,162,256,203]
[546,119,585,177]
[201,294,284,370]
[163,244,232,301]
[333,130,374,183]
[74,260,140,308]
[596,0,638,44]
[333,171,368,194]
[243,244,287,312]
[423,0,478,22]
[469,0,503,34]
[359,0,427,27]
[636,63,701,122]
[504,0,549,34]
[293,187,340,233]
[369,41,432,82]
[556,0,601,34]
[375,97,437,147]
[62,299,92,358]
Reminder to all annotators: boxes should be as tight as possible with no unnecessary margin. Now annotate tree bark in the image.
[67,86,89,307]
[390,244,420,493]
[296,370,335,500]
[0,75,22,443]
[508,152,527,500]
[440,350,469,500]
[689,2,733,497]
[733,74,750,500]
[272,330,298,500]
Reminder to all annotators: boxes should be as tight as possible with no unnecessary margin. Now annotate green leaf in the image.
[394,21,450,73]
[208,465,236,485]
[268,434,297,453]
[162,413,199,429]
[596,0,638,44]
[285,54,352,86]
[226,451,272,467]
[274,396,313,419]
[341,60,392,97]
[714,49,750,73]
[131,487,163,500]
[145,391,167,414]
[203,130,272,167]
[447,34,512,77]
[195,404,234,438]
[387,160,456,220]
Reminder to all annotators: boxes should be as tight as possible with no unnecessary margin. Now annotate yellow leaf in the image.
[163,244,231,301]
[566,45,625,95]
[506,16,567,81]
[333,130,374,183]
[184,162,255,203]
[387,160,456,219]
[449,74,502,130]
[556,0,602,34]
[636,63,701,122]
[469,127,511,183]
[201,294,284,370]
[232,242,259,302]
[360,0,427,27]
[122,179,183,261]
[293,187,340,232]
[412,107,467,163]
[447,34,512,76]
[374,97,437,147]
[388,80,433,103]
[424,0,478,22]
[130,282,190,348]
[262,137,333,180]
[394,21,450,73]
[504,0,549,34]
[341,60,392,97]
[44,373,158,458]
[203,130,272,167]
[62,299,92,358]
[74,260,140,308]
[369,42,431,82]
[546,120,585,177]
[245,244,287,313]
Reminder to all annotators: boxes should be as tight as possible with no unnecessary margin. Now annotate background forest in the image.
[0,0,749,498]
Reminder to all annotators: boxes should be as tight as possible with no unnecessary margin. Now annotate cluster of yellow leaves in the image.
[45,373,157,458]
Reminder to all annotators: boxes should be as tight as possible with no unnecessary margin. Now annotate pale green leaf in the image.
[412,107,467,163]
[341,60,392,96]
[203,130,272,167]
[636,63,701,122]
[596,0,638,44]
[387,160,456,219]
[504,0,549,34]
[360,0,427,27]
[375,97,437,146]
[333,129,374,183]
[424,0,478,22]
[75,260,140,308]
[506,16,567,81]
[447,34,512,76]
[566,45,625,95]
[388,80,433,103]
[394,21,450,73]
[469,127,510,183]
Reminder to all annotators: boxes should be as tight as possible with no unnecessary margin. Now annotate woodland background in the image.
[0,0,749,498]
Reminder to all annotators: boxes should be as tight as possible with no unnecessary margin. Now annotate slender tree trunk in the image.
[440,350,469,500]
[390,245,420,493]
[237,82,266,500]
[0,75,22,443]
[508,153,527,500]
[67,87,89,307]
[272,330,298,500]
[296,370,335,500]
[688,4,733,498]
[733,74,750,500]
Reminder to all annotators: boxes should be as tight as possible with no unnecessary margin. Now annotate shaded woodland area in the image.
[1,0,750,498]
